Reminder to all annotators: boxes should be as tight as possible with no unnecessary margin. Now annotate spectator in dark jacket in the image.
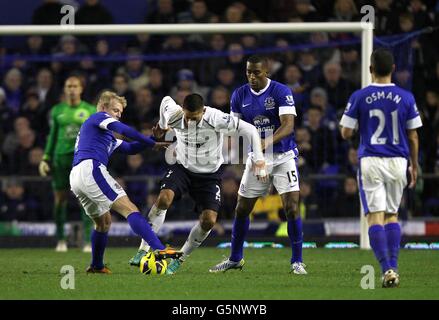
[330,176,360,217]
[32,0,63,25]
[0,178,40,221]
[76,0,113,25]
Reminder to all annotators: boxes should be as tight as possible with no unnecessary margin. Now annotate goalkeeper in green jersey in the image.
[39,76,96,252]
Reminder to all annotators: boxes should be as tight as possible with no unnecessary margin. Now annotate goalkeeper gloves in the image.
[38,160,50,177]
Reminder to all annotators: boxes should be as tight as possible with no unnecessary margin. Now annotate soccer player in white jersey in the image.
[210,55,307,274]
[129,93,267,274]
[69,91,182,273]
[340,48,422,287]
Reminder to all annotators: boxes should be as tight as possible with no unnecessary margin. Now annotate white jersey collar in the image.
[250,78,271,96]
[370,82,395,87]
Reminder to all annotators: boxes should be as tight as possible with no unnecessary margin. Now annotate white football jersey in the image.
[159,96,239,173]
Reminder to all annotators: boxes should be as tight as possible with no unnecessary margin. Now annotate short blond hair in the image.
[97,91,127,110]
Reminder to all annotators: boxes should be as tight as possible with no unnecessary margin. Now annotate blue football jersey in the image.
[340,83,422,158]
[73,112,123,166]
[231,79,297,153]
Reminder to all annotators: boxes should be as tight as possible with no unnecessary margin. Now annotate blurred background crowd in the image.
[1,0,439,223]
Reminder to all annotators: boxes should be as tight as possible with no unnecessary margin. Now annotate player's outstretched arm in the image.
[107,121,156,147]
[116,140,170,154]
[116,141,151,155]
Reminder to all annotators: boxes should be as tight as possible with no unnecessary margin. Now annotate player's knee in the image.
[200,211,217,230]
[284,202,299,219]
[384,213,398,224]
[112,195,140,217]
[157,191,173,209]
[95,216,112,232]
[126,202,139,213]
[235,203,252,219]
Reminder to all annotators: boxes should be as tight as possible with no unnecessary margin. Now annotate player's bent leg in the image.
[156,189,175,209]
[200,209,217,231]
[94,212,112,232]
[169,210,217,275]
[113,195,164,249]
[280,191,307,274]
[130,189,175,266]
[111,195,139,217]
[86,212,112,274]
[113,196,182,260]
[138,190,174,248]
[54,190,69,252]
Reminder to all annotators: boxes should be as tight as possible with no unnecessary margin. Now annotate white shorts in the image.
[238,150,300,198]
[69,159,126,218]
[358,157,408,214]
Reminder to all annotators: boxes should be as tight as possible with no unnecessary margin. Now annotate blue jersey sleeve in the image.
[275,85,296,116]
[340,91,360,129]
[107,121,155,147]
[115,141,149,154]
[405,93,422,129]
[92,112,110,125]
[230,90,241,115]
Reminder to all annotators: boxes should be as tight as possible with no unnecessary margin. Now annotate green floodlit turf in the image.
[0,248,438,300]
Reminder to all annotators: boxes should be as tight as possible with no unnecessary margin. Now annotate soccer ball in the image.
[139,252,168,275]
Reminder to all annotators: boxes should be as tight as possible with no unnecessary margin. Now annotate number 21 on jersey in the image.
[369,109,399,145]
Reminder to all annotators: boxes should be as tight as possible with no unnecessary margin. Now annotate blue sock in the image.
[288,217,303,263]
[91,230,108,269]
[230,217,250,262]
[127,212,165,250]
[385,223,401,270]
[368,225,391,273]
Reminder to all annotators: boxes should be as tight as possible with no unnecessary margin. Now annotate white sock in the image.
[180,222,211,261]
[138,204,167,251]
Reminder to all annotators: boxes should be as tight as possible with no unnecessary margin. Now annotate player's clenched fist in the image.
[38,160,50,177]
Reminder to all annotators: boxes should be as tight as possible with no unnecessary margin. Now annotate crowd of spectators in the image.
[1,0,439,222]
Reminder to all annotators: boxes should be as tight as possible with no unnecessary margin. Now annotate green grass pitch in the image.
[1,248,438,300]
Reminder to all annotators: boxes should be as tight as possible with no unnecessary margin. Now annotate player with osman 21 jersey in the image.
[340,48,422,288]
[210,55,306,274]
